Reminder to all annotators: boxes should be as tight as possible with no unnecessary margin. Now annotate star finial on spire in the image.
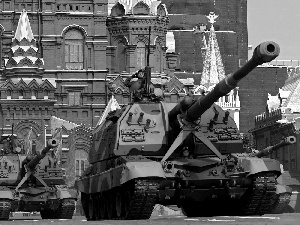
[206,12,218,24]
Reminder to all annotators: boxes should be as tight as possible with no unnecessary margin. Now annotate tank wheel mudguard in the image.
[120,161,165,184]
[0,191,14,200]
[57,189,78,200]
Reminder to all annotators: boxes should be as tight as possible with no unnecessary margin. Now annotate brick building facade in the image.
[0,0,250,128]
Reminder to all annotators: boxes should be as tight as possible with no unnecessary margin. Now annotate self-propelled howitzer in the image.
[231,136,296,214]
[75,41,291,219]
[0,138,77,220]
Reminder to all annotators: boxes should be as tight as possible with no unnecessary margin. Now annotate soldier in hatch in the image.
[124,69,145,92]
[125,69,150,101]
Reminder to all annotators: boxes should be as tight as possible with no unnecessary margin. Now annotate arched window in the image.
[136,42,146,70]
[157,4,167,16]
[111,3,125,16]
[7,89,12,99]
[32,90,38,99]
[133,2,149,15]
[19,89,24,99]
[64,29,84,70]
[44,89,49,99]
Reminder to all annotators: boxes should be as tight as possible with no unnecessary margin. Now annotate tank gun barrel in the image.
[26,138,58,170]
[183,41,280,122]
[253,136,296,158]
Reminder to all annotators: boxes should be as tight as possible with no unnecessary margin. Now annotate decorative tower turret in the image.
[107,0,169,75]
[0,9,56,152]
[3,9,44,78]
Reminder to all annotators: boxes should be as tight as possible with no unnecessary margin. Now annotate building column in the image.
[125,45,137,73]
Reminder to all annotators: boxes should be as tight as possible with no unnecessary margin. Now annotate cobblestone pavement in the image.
[5,214,300,225]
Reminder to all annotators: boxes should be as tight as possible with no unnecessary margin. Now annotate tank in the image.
[0,137,78,220]
[75,41,294,219]
[230,136,296,215]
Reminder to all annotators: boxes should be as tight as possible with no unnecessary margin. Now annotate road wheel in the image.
[88,196,95,221]
[93,195,100,220]
[106,194,115,219]
[181,201,212,217]
[40,209,54,219]
[99,195,106,219]
[124,191,132,217]
[115,192,124,218]
[81,193,89,219]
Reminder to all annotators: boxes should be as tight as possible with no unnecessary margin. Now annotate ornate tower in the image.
[106,0,169,75]
[0,10,56,151]
[194,12,240,129]
[200,12,225,89]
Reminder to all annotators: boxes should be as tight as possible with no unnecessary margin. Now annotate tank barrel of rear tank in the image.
[184,41,280,122]
[26,138,58,170]
[254,136,296,158]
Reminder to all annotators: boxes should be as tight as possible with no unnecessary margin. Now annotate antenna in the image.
[145,26,151,94]
[146,26,151,67]
[12,112,14,136]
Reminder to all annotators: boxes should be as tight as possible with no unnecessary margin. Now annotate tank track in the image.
[85,178,159,220]
[269,192,291,214]
[55,199,76,219]
[125,179,159,220]
[242,173,276,215]
[40,199,75,219]
[0,200,11,220]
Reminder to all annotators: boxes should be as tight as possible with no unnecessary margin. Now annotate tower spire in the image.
[200,12,225,89]
[14,9,34,42]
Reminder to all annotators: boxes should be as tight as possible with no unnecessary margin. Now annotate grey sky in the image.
[248,0,300,61]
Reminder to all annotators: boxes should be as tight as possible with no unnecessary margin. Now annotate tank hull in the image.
[158,155,286,216]
[75,155,291,218]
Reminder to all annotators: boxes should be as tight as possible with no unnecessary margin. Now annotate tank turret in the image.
[169,41,280,125]
[26,138,58,170]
